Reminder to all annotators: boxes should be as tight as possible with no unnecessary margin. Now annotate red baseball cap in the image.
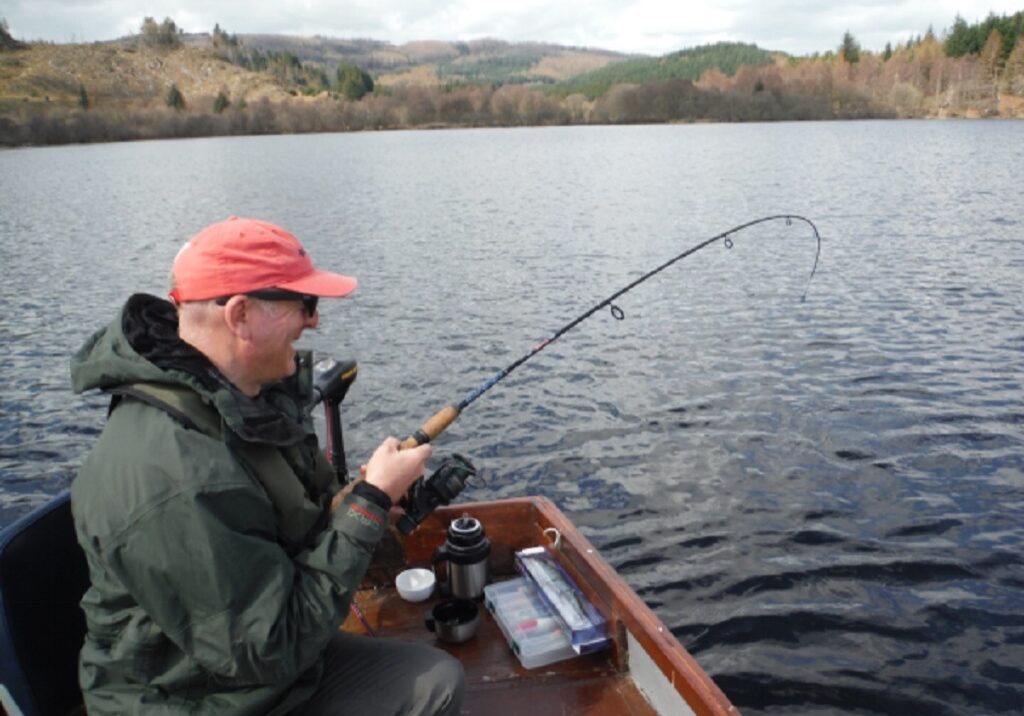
[169,217,357,303]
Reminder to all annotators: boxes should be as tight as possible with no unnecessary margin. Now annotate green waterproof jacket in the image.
[70,294,389,715]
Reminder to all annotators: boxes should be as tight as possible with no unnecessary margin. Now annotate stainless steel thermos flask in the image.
[432,515,490,599]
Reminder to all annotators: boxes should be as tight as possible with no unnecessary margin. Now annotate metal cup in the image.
[424,598,480,643]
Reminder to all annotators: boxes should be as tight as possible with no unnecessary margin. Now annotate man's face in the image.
[247,298,319,389]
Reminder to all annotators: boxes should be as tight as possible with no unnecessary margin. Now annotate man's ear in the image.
[221,295,255,341]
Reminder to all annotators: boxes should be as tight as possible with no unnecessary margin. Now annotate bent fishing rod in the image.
[398,214,822,450]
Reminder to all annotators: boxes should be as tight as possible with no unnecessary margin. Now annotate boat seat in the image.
[0,492,88,716]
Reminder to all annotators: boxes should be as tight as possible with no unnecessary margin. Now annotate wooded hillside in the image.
[1,12,1021,146]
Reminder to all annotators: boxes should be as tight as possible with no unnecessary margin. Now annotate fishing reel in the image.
[396,454,477,535]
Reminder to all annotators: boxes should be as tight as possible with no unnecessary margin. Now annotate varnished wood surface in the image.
[343,581,657,715]
[349,497,737,716]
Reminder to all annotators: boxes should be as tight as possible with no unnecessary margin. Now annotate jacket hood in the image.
[72,294,217,395]
[72,294,310,446]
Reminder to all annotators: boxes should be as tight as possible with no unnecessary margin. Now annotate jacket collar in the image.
[124,294,311,446]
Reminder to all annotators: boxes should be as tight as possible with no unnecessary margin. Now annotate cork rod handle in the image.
[399,404,461,450]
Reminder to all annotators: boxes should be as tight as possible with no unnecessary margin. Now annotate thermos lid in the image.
[442,514,491,558]
[450,516,482,539]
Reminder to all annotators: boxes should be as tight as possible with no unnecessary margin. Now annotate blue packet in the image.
[515,546,609,654]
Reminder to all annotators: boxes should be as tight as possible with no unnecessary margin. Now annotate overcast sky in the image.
[3,1,1020,56]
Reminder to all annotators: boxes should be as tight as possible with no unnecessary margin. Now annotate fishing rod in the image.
[398,214,822,450]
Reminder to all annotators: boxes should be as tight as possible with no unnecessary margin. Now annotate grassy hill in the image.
[555,42,778,98]
[0,41,290,113]
[0,31,629,123]
[0,32,775,116]
[213,35,630,87]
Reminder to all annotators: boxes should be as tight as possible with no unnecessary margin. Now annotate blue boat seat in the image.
[0,492,87,716]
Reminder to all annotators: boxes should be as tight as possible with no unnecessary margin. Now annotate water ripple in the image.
[3,123,1024,714]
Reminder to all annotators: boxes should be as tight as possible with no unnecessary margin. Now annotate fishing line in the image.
[399,214,822,449]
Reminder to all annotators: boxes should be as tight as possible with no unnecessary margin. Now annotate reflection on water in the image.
[1,122,1022,714]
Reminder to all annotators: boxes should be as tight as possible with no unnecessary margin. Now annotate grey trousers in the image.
[293,631,465,716]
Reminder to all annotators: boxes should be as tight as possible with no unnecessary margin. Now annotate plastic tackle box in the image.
[483,577,577,669]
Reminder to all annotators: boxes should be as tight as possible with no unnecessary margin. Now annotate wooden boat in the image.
[0,493,736,715]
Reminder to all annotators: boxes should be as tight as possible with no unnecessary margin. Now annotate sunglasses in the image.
[215,289,319,317]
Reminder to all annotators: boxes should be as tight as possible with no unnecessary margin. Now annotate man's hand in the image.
[329,439,431,513]
[364,437,432,504]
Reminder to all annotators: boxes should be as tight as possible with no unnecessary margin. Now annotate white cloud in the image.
[3,0,1021,55]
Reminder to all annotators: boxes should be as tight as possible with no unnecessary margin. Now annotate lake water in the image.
[1,121,1022,714]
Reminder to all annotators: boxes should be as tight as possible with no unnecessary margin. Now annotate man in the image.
[70,217,464,715]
